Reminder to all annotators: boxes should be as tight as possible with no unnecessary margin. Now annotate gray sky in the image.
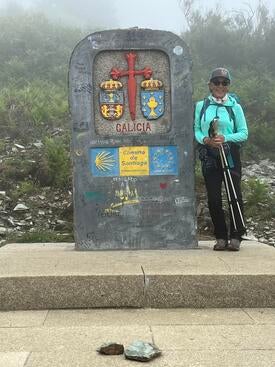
[114,0,275,34]
[0,0,274,34]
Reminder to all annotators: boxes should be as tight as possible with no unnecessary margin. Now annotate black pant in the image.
[202,145,245,240]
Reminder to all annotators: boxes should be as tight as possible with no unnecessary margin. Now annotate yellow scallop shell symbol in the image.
[95,151,115,171]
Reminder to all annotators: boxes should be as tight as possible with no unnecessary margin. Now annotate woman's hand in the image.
[203,135,225,148]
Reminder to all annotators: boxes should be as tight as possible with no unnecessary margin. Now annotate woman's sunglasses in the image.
[212,79,230,86]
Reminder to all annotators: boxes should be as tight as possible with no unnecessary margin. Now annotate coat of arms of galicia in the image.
[140,79,164,120]
[99,79,124,120]
[99,52,165,121]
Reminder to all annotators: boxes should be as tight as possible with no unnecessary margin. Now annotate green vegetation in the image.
[1,158,37,183]
[0,139,5,153]
[0,12,77,200]
[182,2,275,160]
[243,178,275,220]
[43,137,71,188]
[0,13,80,142]
[0,81,68,142]
[10,181,36,201]
[6,230,74,243]
[0,6,274,158]
[0,13,82,86]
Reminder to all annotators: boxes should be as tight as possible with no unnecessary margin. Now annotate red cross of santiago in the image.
[110,52,152,121]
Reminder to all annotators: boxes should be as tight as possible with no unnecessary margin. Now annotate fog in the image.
[0,1,274,248]
[0,0,274,34]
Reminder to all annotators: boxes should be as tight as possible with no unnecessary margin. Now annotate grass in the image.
[6,230,74,243]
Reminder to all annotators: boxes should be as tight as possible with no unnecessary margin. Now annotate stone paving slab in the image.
[0,243,73,252]
[44,308,254,327]
[0,308,275,367]
[1,241,275,310]
[1,241,275,276]
[140,242,275,275]
[0,352,30,367]
[25,352,130,367]
[24,350,275,367]
[152,324,275,350]
[0,310,48,327]
[0,244,143,276]
[243,308,275,324]
[0,325,152,353]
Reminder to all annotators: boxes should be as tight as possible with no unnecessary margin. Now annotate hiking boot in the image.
[213,239,228,251]
[228,238,240,251]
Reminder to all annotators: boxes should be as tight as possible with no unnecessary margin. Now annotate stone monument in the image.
[69,29,197,250]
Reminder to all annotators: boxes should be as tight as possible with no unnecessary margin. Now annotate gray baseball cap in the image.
[210,67,231,81]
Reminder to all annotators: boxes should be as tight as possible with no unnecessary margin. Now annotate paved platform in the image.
[0,308,275,367]
[0,241,275,310]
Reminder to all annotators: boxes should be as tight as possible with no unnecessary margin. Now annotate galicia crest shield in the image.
[140,79,165,120]
[99,79,124,120]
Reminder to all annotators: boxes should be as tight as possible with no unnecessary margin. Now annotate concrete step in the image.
[0,241,275,310]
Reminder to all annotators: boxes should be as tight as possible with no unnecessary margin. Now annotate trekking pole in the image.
[209,118,237,231]
[219,145,246,230]
[218,146,237,231]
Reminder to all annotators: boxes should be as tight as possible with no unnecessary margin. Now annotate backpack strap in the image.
[224,106,236,133]
[199,98,210,122]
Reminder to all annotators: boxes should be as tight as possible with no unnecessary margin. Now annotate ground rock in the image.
[33,141,43,148]
[13,204,29,211]
[97,342,124,355]
[14,144,25,149]
[0,227,7,235]
[124,340,161,362]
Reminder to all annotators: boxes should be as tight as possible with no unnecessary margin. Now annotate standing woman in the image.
[194,68,248,251]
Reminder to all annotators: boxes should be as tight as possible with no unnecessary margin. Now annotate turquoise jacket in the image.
[194,95,248,144]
